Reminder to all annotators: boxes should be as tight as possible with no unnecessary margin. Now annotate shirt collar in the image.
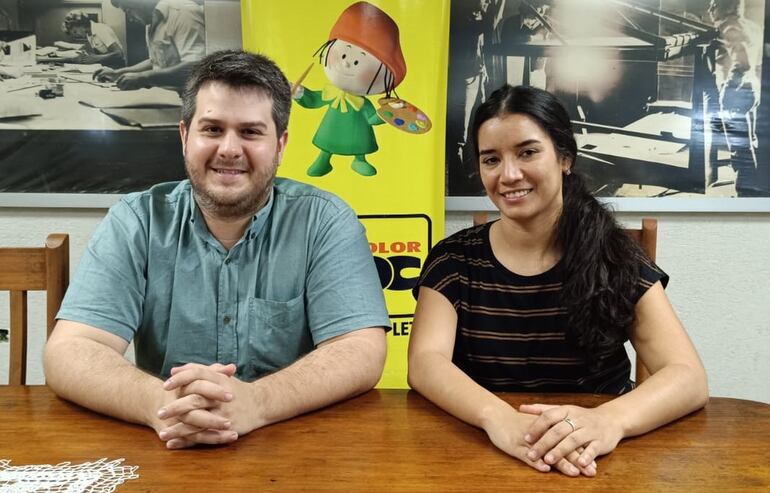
[188,185,275,245]
[247,188,274,239]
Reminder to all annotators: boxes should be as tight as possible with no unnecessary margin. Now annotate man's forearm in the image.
[119,58,153,75]
[247,328,386,431]
[87,49,122,65]
[141,60,197,88]
[44,336,163,428]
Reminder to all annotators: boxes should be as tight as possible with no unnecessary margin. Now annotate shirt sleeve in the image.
[634,255,669,304]
[167,3,205,63]
[92,22,122,51]
[413,239,463,311]
[304,203,391,344]
[56,199,148,342]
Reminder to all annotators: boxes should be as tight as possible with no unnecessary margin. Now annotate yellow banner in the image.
[242,0,448,388]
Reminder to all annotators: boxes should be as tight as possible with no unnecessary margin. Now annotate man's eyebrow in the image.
[196,117,268,128]
[196,117,221,125]
[240,121,269,128]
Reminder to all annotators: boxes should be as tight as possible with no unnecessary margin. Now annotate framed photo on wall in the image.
[445,0,770,212]
[0,0,242,207]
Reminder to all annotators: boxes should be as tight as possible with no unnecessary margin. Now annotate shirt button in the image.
[223,316,232,324]
[224,258,231,265]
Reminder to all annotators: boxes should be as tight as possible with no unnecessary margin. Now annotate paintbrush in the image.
[291,62,314,96]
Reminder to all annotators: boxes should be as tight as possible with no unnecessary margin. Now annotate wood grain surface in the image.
[1,386,768,492]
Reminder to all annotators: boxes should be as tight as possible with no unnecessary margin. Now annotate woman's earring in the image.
[564,168,572,176]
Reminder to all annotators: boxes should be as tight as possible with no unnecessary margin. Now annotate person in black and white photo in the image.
[446,0,506,195]
[56,10,125,68]
[499,0,549,88]
[94,0,205,91]
[446,0,770,200]
[707,0,764,196]
[0,0,246,196]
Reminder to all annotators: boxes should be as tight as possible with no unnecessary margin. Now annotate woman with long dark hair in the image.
[408,85,707,477]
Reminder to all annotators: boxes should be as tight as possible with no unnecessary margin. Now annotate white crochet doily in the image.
[0,458,138,493]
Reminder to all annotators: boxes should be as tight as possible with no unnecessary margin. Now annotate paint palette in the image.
[376,97,431,134]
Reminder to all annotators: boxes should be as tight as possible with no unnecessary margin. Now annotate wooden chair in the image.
[473,214,658,383]
[0,234,69,385]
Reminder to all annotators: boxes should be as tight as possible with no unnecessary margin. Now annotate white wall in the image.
[1,208,768,403]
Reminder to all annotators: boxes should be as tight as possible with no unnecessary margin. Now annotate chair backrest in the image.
[624,218,657,263]
[0,234,69,385]
[623,219,657,384]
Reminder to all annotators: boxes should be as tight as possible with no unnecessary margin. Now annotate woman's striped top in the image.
[414,222,668,394]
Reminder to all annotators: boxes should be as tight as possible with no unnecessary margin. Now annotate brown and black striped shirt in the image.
[414,222,668,394]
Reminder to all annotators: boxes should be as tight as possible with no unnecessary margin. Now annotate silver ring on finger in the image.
[562,417,577,432]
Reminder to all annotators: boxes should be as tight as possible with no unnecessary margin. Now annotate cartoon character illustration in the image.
[293,1,429,177]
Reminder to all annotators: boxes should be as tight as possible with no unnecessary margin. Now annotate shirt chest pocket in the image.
[247,293,311,376]
[149,38,180,68]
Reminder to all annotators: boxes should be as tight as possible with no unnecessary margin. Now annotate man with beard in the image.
[44,50,390,449]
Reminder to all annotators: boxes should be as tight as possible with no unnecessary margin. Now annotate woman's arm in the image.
[522,282,708,468]
[408,287,596,477]
[76,43,124,66]
[54,41,83,50]
[607,281,708,433]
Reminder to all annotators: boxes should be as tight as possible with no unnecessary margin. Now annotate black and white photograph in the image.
[0,0,240,197]
[446,0,770,205]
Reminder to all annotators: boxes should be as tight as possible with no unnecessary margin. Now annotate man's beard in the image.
[186,158,276,220]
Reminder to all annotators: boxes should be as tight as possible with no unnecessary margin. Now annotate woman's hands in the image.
[482,404,597,477]
[519,403,625,470]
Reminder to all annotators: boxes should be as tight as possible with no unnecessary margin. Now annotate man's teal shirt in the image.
[58,178,390,381]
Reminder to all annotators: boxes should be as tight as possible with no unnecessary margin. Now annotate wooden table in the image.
[1,386,768,492]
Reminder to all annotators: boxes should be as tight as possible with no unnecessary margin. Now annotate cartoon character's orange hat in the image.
[328,1,406,88]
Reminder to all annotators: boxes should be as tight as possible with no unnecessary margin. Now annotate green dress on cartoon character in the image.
[296,86,384,176]
[293,1,407,177]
